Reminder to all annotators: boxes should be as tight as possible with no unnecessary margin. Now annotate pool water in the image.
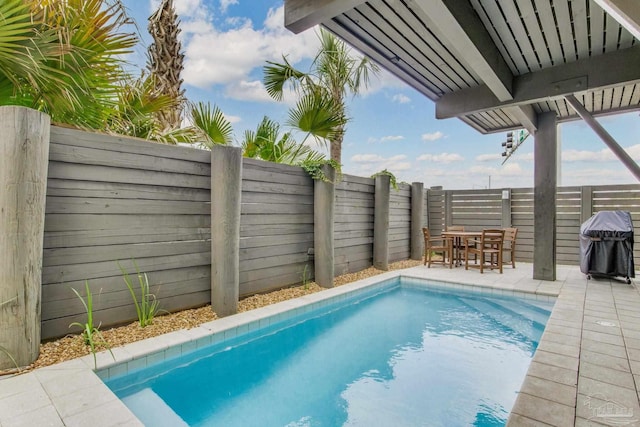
[106,279,553,426]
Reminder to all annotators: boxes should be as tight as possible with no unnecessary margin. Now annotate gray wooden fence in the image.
[28,125,640,339]
[335,175,375,275]
[426,185,640,266]
[240,159,314,296]
[389,183,411,262]
[42,127,212,339]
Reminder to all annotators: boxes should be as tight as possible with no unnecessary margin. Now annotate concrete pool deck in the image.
[0,263,638,426]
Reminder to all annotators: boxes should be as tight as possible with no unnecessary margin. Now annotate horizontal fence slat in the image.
[47,179,210,202]
[50,142,210,176]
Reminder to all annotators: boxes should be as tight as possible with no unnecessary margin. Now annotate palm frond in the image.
[189,102,234,147]
[0,0,138,128]
[287,93,346,142]
[263,56,307,101]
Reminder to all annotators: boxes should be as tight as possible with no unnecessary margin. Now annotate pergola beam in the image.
[565,94,640,181]
[411,0,536,133]
[322,19,440,100]
[506,105,538,135]
[284,0,366,34]
[594,0,640,40]
[437,45,640,119]
[411,0,513,101]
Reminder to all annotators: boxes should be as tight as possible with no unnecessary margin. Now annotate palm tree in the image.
[0,0,138,130]
[186,101,234,147]
[183,103,324,164]
[147,0,185,132]
[263,28,379,164]
[106,73,180,142]
[242,116,325,165]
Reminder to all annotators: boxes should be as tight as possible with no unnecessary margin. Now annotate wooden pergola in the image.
[283,0,640,280]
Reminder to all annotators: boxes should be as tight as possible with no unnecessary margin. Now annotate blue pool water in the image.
[105,279,554,426]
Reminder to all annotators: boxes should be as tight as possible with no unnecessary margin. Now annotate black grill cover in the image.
[579,210,635,278]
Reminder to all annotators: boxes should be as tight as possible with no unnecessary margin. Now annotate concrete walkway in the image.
[0,263,638,426]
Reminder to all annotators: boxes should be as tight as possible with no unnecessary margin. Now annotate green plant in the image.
[0,345,19,371]
[0,296,21,371]
[264,28,380,164]
[242,116,325,165]
[300,158,342,183]
[69,281,113,369]
[302,264,311,290]
[371,169,399,190]
[118,261,164,328]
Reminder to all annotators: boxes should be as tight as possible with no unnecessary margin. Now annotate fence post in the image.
[410,182,424,260]
[444,190,453,227]
[581,186,593,223]
[0,107,50,369]
[314,165,335,288]
[210,145,242,317]
[373,174,390,270]
[501,188,512,227]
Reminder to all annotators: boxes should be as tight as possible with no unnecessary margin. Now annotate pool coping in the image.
[1,264,639,426]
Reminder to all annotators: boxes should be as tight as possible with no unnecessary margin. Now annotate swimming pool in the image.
[103,277,554,426]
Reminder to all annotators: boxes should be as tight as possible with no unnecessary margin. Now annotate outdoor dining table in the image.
[440,230,482,267]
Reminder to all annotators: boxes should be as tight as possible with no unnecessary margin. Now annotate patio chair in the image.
[423,227,453,269]
[465,229,505,273]
[502,227,518,268]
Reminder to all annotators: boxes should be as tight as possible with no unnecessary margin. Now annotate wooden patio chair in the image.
[422,227,453,268]
[502,227,518,268]
[465,229,505,273]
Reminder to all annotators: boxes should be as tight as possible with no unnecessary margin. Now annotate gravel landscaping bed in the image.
[7,259,421,374]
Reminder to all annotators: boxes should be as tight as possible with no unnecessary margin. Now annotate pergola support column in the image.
[533,112,558,281]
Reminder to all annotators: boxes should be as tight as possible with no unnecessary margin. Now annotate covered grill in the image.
[579,211,635,284]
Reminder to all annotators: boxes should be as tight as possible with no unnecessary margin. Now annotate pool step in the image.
[122,388,189,427]
[485,298,552,326]
[459,297,546,344]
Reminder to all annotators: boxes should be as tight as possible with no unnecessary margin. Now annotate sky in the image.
[121,0,640,190]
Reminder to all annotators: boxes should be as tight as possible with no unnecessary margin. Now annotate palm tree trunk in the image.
[330,126,345,164]
[148,0,185,132]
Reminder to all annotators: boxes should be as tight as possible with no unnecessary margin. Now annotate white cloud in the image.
[358,68,405,97]
[223,80,273,103]
[562,144,640,162]
[417,153,464,163]
[162,2,403,102]
[476,153,502,162]
[180,5,319,95]
[562,149,606,162]
[517,152,535,161]
[219,0,238,13]
[380,135,404,142]
[225,114,241,124]
[421,131,444,142]
[349,153,411,176]
[392,93,411,104]
[560,167,637,186]
[469,162,525,176]
[352,154,401,163]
